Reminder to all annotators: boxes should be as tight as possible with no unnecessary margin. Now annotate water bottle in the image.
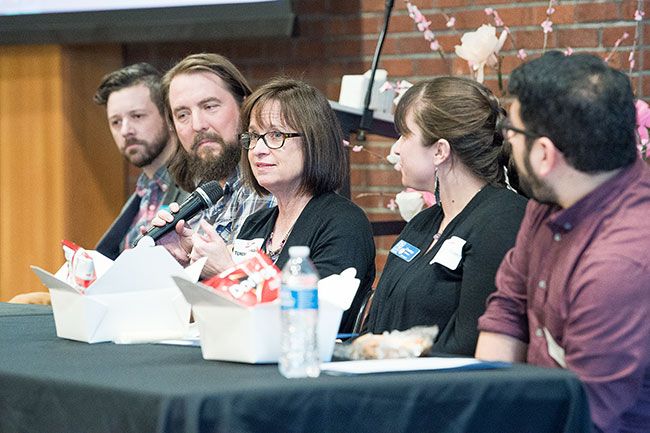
[279,246,320,378]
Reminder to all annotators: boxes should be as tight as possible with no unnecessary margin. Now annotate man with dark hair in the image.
[476,52,649,433]
[94,63,187,260]
[155,53,273,262]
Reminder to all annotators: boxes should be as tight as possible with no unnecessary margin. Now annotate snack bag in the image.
[202,251,280,307]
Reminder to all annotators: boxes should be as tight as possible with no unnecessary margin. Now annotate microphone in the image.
[131,180,224,247]
[358,0,395,141]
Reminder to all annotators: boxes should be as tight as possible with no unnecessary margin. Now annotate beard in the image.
[186,132,241,184]
[122,128,170,168]
[516,147,559,205]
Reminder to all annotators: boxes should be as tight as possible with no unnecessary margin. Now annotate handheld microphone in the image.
[131,180,224,247]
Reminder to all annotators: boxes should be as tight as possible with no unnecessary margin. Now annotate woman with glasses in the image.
[360,77,527,356]
[188,77,376,333]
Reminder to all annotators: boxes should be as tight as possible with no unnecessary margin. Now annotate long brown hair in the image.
[161,53,252,191]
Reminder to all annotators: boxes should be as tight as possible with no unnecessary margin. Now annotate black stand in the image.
[358,0,395,141]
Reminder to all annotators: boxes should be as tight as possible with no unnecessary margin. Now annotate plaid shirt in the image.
[122,166,174,251]
[200,166,275,244]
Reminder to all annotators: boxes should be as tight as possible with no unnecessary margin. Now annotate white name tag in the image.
[429,236,466,270]
[543,327,567,368]
[232,238,264,263]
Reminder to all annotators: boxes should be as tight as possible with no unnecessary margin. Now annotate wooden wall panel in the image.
[0,45,124,301]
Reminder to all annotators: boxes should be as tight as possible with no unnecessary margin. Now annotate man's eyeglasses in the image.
[497,118,540,140]
[239,131,303,150]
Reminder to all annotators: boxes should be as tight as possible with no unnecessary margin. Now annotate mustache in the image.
[125,137,148,146]
[191,132,225,152]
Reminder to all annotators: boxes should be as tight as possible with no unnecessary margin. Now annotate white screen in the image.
[0,0,268,15]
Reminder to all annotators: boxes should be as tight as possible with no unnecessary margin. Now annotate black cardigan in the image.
[237,192,376,333]
[366,186,527,356]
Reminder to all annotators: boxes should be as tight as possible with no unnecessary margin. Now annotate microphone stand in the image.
[357,0,395,141]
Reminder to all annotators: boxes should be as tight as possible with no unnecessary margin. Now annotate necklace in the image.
[264,226,294,263]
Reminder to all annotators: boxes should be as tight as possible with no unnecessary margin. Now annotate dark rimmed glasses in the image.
[497,117,540,140]
[239,131,303,150]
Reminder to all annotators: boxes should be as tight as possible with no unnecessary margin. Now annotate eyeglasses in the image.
[239,131,303,150]
[497,118,540,140]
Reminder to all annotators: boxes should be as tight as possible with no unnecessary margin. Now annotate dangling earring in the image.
[434,167,441,206]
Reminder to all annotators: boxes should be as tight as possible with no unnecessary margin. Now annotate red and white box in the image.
[174,255,360,364]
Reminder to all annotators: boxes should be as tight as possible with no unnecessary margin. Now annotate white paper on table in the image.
[320,357,510,375]
[156,322,201,347]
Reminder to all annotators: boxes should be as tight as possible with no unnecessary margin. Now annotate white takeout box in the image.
[30,246,203,344]
[173,269,360,364]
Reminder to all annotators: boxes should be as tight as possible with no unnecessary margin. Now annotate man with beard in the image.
[9,63,186,305]
[475,52,650,433]
[155,53,274,263]
[94,63,187,260]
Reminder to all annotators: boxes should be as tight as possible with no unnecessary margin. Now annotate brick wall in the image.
[124,0,648,278]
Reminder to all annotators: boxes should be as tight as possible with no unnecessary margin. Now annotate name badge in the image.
[390,240,420,262]
[232,238,264,263]
[430,236,466,270]
[543,327,567,368]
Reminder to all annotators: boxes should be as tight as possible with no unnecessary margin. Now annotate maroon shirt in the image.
[479,159,650,433]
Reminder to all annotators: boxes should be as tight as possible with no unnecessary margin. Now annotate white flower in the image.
[455,24,507,83]
[387,141,401,170]
[395,191,425,222]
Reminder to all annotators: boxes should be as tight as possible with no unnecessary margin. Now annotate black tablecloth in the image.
[0,303,591,433]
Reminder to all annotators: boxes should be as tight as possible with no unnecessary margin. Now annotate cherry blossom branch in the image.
[405,1,454,74]
[344,141,393,165]
[541,0,557,53]
[629,1,645,78]
[604,32,629,63]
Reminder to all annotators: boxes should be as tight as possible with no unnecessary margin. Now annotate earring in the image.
[434,167,441,206]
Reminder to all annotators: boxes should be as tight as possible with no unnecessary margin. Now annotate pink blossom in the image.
[423,29,435,41]
[342,140,350,147]
[430,40,441,51]
[387,199,397,211]
[352,145,363,153]
[420,191,436,207]
[546,7,555,15]
[379,81,394,92]
[517,49,528,60]
[564,47,573,56]
[484,8,494,15]
[635,99,650,143]
[541,19,553,33]
[446,17,456,28]
[417,20,431,32]
[634,10,645,21]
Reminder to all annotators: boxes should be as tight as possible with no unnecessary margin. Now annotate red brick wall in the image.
[124,0,648,277]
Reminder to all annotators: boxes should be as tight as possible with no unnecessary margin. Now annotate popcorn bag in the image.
[202,251,280,307]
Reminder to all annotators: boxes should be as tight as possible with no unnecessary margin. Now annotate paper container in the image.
[31,246,202,344]
[173,276,345,364]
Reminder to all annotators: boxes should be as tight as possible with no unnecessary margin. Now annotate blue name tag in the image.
[390,240,420,262]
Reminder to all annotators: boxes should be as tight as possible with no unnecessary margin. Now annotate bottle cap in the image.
[288,246,310,257]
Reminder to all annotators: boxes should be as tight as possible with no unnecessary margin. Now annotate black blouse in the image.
[366,186,527,356]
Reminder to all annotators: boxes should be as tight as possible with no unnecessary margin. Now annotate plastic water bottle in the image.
[279,246,320,378]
